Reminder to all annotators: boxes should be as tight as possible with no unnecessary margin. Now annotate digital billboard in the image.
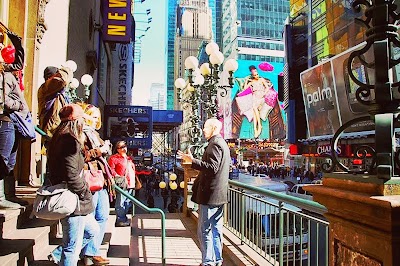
[226,60,286,140]
[300,42,375,138]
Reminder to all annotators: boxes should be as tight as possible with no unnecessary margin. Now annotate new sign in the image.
[102,0,132,43]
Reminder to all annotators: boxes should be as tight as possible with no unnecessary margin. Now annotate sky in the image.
[132,0,166,106]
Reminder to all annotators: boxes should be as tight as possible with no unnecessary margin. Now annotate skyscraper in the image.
[166,0,179,110]
[149,83,167,110]
[166,0,219,111]
[222,0,289,63]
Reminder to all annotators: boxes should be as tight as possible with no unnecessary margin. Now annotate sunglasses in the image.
[117,145,127,149]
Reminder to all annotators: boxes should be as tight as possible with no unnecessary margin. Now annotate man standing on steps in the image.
[178,118,231,266]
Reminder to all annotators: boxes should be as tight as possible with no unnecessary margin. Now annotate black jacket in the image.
[191,134,231,206]
[48,134,94,216]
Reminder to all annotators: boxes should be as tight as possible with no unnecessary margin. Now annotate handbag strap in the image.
[124,157,129,178]
[87,161,96,173]
[98,156,113,179]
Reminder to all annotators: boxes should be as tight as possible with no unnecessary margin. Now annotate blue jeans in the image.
[0,120,16,178]
[115,188,134,223]
[52,214,99,265]
[197,204,224,266]
[82,188,110,256]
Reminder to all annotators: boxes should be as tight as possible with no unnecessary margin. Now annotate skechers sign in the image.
[102,0,132,43]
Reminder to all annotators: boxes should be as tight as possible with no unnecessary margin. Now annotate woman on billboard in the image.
[235,65,278,138]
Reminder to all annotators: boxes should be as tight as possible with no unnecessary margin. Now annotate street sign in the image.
[104,105,153,149]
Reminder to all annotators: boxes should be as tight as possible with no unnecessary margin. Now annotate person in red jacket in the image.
[108,140,136,227]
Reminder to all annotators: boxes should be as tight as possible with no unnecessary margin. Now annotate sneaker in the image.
[47,253,59,264]
[83,255,110,265]
[115,221,130,227]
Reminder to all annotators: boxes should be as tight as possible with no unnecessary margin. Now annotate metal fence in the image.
[226,180,329,266]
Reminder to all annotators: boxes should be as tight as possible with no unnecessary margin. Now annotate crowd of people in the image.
[237,162,322,183]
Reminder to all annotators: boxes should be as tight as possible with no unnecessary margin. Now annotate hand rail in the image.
[34,125,51,140]
[113,184,166,265]
[228,179,327,215]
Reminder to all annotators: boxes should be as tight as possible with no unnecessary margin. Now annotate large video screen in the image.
[225,60,286,140]
[300,42,375,138]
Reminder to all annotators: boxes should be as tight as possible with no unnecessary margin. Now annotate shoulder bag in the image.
[31,182,79,220]
[9,111,36,141]
[84,162,104,192]
[113,157,129,190]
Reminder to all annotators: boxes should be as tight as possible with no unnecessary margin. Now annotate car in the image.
[287,184,321,201]
[255,174,269,179]
[311,179,323,184]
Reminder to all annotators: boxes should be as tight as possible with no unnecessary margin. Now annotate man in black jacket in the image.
[178,118,231,266]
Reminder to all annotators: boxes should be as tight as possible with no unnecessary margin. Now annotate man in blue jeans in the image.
[178,118,231,266]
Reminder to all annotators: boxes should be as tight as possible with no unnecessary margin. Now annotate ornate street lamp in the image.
[64,60,93,103]
[175,42,238,157]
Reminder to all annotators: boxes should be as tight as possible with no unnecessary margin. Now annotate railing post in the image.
[182,163,199,216]
[278,201,284,265]
[240,188,245,244]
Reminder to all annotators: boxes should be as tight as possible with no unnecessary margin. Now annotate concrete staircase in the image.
[0,187,59,266]
[0,187,131,266]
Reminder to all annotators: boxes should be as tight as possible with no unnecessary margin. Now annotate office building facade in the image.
[149,83,167,110]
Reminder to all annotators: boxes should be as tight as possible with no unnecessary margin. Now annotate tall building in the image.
[149,83,167,110]
[222,0,289,62]
[174,0,214,150]
[166,0,179,110]
[166,0,219,111]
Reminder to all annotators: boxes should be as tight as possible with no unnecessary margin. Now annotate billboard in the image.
[300,42,375,138]
[227,60,286,140]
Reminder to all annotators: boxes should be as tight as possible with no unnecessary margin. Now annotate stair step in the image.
[106,209,130,265]
[0,238,33,266]
[0,207,58,265]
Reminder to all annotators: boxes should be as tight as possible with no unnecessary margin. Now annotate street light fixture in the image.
[64,60,93,103]
[175,41,238,157]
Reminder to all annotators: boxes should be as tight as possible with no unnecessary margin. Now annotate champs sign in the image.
[102,0,132,43]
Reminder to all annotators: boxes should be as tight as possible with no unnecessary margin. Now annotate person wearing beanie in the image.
[37,65,72,138]
[47,103,100,265]
[43,66,59,81]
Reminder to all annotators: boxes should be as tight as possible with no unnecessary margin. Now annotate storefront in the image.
[297,137,376,174]
[228,139,285,166]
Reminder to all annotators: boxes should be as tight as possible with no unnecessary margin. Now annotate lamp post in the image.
[159,172,182,212]
[175,42,238,157]
[64,60,93,103]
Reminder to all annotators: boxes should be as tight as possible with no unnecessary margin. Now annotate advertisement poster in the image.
[300,61,341,137]
[300,42,375,138]
[331,44,375,132]
[229,60,286,140]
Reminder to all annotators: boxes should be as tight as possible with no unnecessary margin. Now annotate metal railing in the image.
[113,181,167,265]
[34,126,167,265]
[226,180,329,266]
